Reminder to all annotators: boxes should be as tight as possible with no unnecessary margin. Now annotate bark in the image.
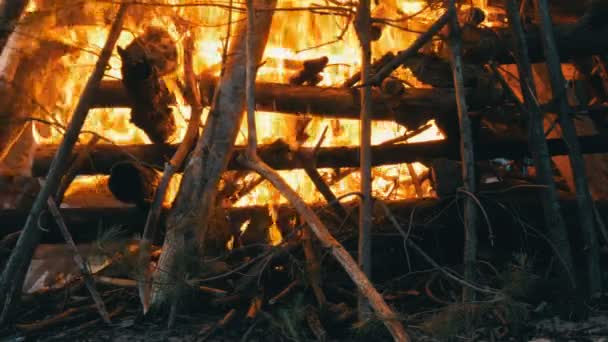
[446,0,478,303]
[32,135,608,176]
[150,0,277,311]
[533,0,602,296]
[0,5,128,324]
[505,0,576,289]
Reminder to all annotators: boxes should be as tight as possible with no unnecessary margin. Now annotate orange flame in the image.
[28,0,497,208]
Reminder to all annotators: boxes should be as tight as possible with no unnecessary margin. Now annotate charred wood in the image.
[32,135,608,176]
[289,56,328,86]
[108,161,160,208]
[117,27,177,144]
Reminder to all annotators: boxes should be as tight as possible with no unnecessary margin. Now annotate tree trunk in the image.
[0,0,28,53]
[446,0,478,303]
[533,0,602,296]
[150,0,277,311]
[505,0,576,289]
[355,0,373,320]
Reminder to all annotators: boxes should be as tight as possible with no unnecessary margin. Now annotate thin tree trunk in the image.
[355,0,373,320]
[505,0,576,289]
[0,5,128,324]
[149,0,277,311]
[0,0,28,53]
[533,0,601,296]
[445,0,478,303]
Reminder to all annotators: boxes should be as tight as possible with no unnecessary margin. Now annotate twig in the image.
[41,180,111,324]
[269,279,299,304]
[0,4,128,324]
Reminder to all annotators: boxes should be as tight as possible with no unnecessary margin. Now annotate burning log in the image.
[108,161,160,207]
[94,77,502,134]
[32,135,608,176]
[447,19,608,64]
[117,27,177,144]
[288,56,328,86]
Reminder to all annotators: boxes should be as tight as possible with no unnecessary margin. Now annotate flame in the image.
[26,0,502,209]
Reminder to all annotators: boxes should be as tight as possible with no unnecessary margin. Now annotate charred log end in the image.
[108,161,160,207]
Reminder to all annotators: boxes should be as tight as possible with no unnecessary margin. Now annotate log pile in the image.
[2,0,608,339]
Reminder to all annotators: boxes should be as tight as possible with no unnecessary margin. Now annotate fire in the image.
[27,0,474,209]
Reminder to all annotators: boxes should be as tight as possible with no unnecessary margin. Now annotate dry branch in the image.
[0,5,129,324]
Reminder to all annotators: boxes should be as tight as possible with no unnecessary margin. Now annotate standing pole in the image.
[533,0,601,296]
[355,0,373,320]
[505,0,576,289]
[445,0,478,302]
[0,5,128,324]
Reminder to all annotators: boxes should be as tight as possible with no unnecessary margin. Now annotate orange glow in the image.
[27,0,499,208]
